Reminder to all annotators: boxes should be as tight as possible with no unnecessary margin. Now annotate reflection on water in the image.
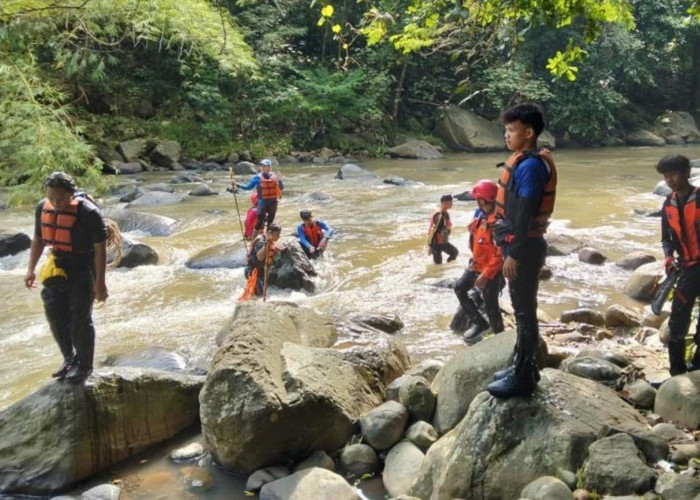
[0,146,696,497]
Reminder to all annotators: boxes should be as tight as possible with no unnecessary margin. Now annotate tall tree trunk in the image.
[691,29,700,113]
[391,58,409,122]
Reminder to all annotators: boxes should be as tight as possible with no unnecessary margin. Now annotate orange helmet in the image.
[471,180,498,202]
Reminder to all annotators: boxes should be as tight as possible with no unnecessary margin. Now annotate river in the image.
[0,145,695,498]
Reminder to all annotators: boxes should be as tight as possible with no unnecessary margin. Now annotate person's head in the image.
[300,209,313,224]
[259,159,272,171]
[440,194,453,209]
[656,155,692,193]
[250,193,259,206]
[502,103,545,152]
[44,172,76,211]
[267,223,282,241]
[471,179,498,213]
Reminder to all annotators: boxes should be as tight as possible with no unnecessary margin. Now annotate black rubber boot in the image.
[65,365,92,384]
[463,318,490,343]
[487,366,537,398]
[492,365,514,381]
[51,359,74,380]
[668,338,688,376]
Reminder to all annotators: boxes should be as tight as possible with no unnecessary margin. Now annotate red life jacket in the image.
[40,199,79,252]
[303,222,324,247]
[468,211,503,279]
[495,149,557,237]
[258,174,281,201]
[664,187,700,267]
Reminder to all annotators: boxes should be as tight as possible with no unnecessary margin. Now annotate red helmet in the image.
[471,180,498,202]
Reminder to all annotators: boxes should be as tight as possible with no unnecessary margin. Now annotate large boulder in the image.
[0,232,31,257]
[335,164,376,180]
[200,302,409,474]
[117,138,149,162]
[0,368,204,495]
[185,243,248,269]
[126,191,183,207]
[655,111,700,144]
[383,441,426,498]
[102,208,179,236]
[580,433,655,495]
[625,129,666,146]
[268,239,317,293]
[545,234,583,256]
[387,140,444,160]
[259,468,362,500]
[149,140,181,168]
[624,261,664,301]
[616,251,656,271]
[430,330,548,434]
[115,239,159,268]
[654,372,700,430]
[434,105,504,152]
[408,369,649,500]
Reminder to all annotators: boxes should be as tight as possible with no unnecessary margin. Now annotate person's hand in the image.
[475,273,488,289]
[426,245,432,256]
[664,256,677,275]
[319,239,327,249]
[308,245,316,254]
[94,281,108,302]
[502,256,519,280]
[24,271,36,290]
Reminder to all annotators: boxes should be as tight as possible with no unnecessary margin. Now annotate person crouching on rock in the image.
[297,209,334,259]
[427,194,458,264]
[240,223,284,301]
[24,172,108,384]
[454,180,505,345]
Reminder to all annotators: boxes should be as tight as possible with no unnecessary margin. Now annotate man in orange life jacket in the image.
[233,159,284,239]
[454,180,505,344]
[656,154,700,375]
[487,103,557,399]
[24,172,108,384]
[427,194,459,264]
[297,210,334,259]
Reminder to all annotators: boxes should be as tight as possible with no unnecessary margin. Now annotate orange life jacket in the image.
[468,211,503,279]
[40,199,79,252]
[495,148,557,237]
[258,174,281,201]
[303,222,324,248]
[428,211,452,245]
[664,187,700,267]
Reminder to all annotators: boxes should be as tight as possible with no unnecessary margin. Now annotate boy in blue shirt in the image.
[487,103,558,399]
[297,210,334,259]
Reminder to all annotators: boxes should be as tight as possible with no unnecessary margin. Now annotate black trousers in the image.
[508,237,546,377]
[41,270,95,371]
[431,243,458,264]
[255,202,278,231]
[454,268,504,332]
[668,263,700,375]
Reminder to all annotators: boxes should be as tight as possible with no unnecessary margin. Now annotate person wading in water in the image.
[487,103,557,399]
[427,194,458,264]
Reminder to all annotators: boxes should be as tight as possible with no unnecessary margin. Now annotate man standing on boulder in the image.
[24,172,108,384]
[233,159,284,240]
[656,154,700,375]
[487,103,557,399]
[239,223,284,301]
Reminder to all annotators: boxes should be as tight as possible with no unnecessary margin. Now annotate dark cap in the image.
[300,209,312,220]
[44,172,77,193]
[440,194,453,202]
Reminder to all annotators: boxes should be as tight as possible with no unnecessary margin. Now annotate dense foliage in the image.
[1,0,699,200]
